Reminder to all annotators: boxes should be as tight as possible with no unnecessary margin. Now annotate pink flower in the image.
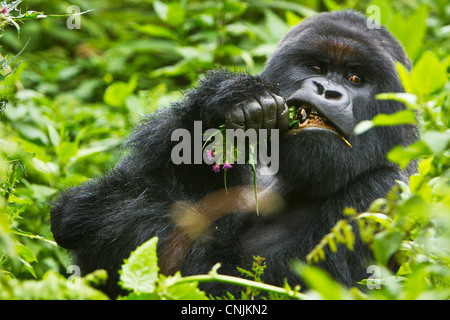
[206,149,214,160]
[1,8,8,15]
[212,164,220,173]
[222,162,232,170]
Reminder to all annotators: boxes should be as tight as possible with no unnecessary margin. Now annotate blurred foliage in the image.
[0,0,448,299]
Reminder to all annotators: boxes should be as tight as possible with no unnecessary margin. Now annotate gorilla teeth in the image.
[293,106,310,123]
[299,108,308,123]
[294,106,326,124]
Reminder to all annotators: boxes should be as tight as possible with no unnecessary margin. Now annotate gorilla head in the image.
[261,11,418,198]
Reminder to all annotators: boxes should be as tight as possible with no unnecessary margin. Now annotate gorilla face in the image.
[285,73,359,143]
[260,11,416,197]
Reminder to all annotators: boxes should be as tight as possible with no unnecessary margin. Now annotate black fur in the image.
[51,11,418,298]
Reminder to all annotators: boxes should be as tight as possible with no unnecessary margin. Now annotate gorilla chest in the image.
[211,202,336,259]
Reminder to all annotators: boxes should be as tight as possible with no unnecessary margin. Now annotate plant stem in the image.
[175,264,305,300]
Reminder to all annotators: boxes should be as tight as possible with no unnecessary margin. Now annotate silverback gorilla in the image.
[51,10,418,298]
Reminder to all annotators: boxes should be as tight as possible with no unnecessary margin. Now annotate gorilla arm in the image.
[50,69,287,297]
[51,70,276,244]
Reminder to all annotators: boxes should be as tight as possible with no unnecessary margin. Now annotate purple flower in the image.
[206,149,214,160]
[222,162,232,170]
[1,8,8,15]
[212,164,220,173]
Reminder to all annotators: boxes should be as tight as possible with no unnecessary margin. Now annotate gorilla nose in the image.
[313,80,345,101]
[286,78,354,138]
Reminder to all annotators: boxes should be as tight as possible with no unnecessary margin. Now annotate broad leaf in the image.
[120,237,159,293]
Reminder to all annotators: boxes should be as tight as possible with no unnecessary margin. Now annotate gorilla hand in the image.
[193,70,289,133]
[226,94,290,132]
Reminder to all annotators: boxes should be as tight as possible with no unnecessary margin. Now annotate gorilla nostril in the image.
[313,81,324,95]
[324,90,342,100]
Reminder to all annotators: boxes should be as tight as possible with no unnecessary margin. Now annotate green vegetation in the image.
[0,0,448,300]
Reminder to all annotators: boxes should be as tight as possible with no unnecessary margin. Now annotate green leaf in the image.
[47,124,60,147]
[15,242,38,278]
[358,213,391,227]
[159,272,208,300]
[17,138,51,162]
[354,110,416,135]
[56,141,79,168]
[0,40,29,74]
[166,3,186,26]
[322,0,341,11]
[264,10,289,39]
[285,11,302,26]
[388,5,428,60]
[376,92,418,109]
[387,141,431,169]
[409,175,432,202]
[0,271,108,300]
[411,51,448,96]
[224,0,248,16]
[249,0,316,18]
[328,236,337,253]
[16,124,49,145]
[291,262,346,300]
[104,82,131,108]
[71,138,121,166]
[422,131,450,154]
[342,223,355,250]
[395,62,415,94]
[120,237,159,294]
[369,0,394,26]
[394,193,430,219]
[373,230,404,266]
[153,0,168,21]
[132,23,177,40]
[354,120,374,135]
[11,227,57,247]
[103,75,138,108]
[17,257,36,278]
[27,183,58,202]
[372,110,417,126]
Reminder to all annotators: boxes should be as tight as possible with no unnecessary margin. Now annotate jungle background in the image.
[0,0,449,300]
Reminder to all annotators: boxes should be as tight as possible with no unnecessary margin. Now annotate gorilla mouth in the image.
[292,104,336,131]
[289,103,352,147]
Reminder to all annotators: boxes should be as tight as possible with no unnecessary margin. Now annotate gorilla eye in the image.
[348,74,363,84]
[309,65,324,75]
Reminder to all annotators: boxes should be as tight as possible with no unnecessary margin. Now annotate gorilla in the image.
[51,10,418,298]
